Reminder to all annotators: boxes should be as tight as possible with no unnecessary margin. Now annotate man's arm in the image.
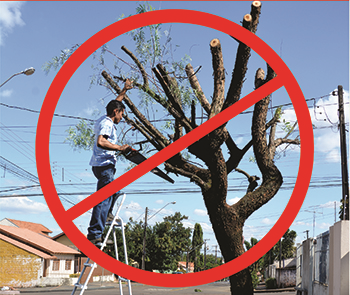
[97,135,131,153]
[115,79,133,101]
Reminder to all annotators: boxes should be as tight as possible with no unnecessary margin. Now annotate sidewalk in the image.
[254,283,295,293]
[17,281,119,293]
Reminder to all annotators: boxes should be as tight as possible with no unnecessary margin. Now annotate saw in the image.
[124,149,174,184]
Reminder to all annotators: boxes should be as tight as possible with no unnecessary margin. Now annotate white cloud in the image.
[0,2,25,46]
[317,222,331,230]
[261,218,274,225]
[227,197,240,205]
[199,222,213,233]
[125,201,142,211]
[0,196,48,214]
[155,199,164,204]
[0,89,13,98]
[319,200,341,209]
[194,209,207,216]
[281,89,349,163]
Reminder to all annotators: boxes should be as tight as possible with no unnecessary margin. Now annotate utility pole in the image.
[203,239,209,270]
[141,207,148,270]
[338,85,349,220]
[213,245,218,264]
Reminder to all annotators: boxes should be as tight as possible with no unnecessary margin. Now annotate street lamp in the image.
[0,67,35,88]
[141,201,176,270]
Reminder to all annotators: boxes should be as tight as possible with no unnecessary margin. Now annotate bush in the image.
[69,273,80,278]
[251,270,259,289]
[265,277,277,289]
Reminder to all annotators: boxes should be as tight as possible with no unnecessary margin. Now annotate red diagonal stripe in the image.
[66,75,283,220]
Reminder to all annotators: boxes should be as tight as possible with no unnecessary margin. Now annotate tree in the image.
[191,223,203,272]
[261,229,297,271]
[106,212,191,272]
[147,212,191,272]
[46,2,301,293]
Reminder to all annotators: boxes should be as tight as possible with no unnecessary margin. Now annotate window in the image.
[65,259,72,271]
[52,259,60,271]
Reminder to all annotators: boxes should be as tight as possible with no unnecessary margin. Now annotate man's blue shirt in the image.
[89,115,118,167]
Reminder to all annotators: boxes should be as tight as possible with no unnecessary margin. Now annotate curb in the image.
[20,284,118,293]
[254,288,295,293]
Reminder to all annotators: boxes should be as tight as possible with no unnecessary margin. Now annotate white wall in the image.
[45,254,75,278]
[329,220,349,295]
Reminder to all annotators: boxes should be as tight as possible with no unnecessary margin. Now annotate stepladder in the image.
[71,193,132,295]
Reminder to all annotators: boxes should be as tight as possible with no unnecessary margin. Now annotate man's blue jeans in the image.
[87,164,119,240]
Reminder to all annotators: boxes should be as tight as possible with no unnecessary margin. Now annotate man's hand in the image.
[123,79,133,90]
[119,144,132,154]
[116,79,133,101]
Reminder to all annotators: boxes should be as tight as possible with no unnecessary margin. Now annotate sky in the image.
[0,0,349,266]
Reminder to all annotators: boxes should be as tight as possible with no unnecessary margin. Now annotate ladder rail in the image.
[71,193,132,295]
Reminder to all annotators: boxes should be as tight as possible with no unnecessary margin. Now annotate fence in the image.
[296,220,349,295]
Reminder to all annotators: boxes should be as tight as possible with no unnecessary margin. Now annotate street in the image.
[19,282,296,295]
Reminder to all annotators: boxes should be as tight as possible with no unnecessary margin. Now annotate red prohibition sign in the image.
[36,9,314,287]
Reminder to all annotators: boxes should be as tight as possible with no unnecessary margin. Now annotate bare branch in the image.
[102,70,170,149]
[164,163,210,191]
[121,45,149,88]
[185,63,211,114]
[191,100,196,128]
[152,65,193,133]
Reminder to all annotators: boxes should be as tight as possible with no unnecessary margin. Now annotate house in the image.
[265,257,296,288]
[0,225,80,288]
[52,231,115,284]
[177,261,194,273]
[0,218,52,236]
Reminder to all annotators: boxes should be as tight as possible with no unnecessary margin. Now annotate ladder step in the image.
[74,283,87,289]
[84,262,96,268]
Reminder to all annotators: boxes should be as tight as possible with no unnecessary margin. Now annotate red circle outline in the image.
[36,9,314,287]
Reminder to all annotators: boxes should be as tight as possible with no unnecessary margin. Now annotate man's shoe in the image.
[88,237,103,247]
[88,237,113,247]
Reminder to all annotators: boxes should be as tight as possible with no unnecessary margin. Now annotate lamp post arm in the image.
[0,72,22,88]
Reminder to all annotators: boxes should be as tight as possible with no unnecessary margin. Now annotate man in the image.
[87,79,133,246]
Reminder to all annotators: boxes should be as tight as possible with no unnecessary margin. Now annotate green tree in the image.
[191,223,203,272]
[261,229,297,271]
[147,212,191,272]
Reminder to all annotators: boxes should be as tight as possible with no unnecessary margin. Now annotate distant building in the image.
[0,224,80,288]
[0,218,52,236]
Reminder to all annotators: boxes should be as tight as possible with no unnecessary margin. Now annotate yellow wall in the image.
[0,240,41,287]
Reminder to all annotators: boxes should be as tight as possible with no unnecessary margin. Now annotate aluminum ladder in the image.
[71,193,132,295]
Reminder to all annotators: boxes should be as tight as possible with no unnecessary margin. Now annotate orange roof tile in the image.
[0,233,55,259]
[6,218,52,235]
[0,225,80,255]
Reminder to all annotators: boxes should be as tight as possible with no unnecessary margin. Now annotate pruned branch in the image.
[235,168,260,193]
[224,1,262,110]
[209,38,225,119]
[234,65,283,220]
